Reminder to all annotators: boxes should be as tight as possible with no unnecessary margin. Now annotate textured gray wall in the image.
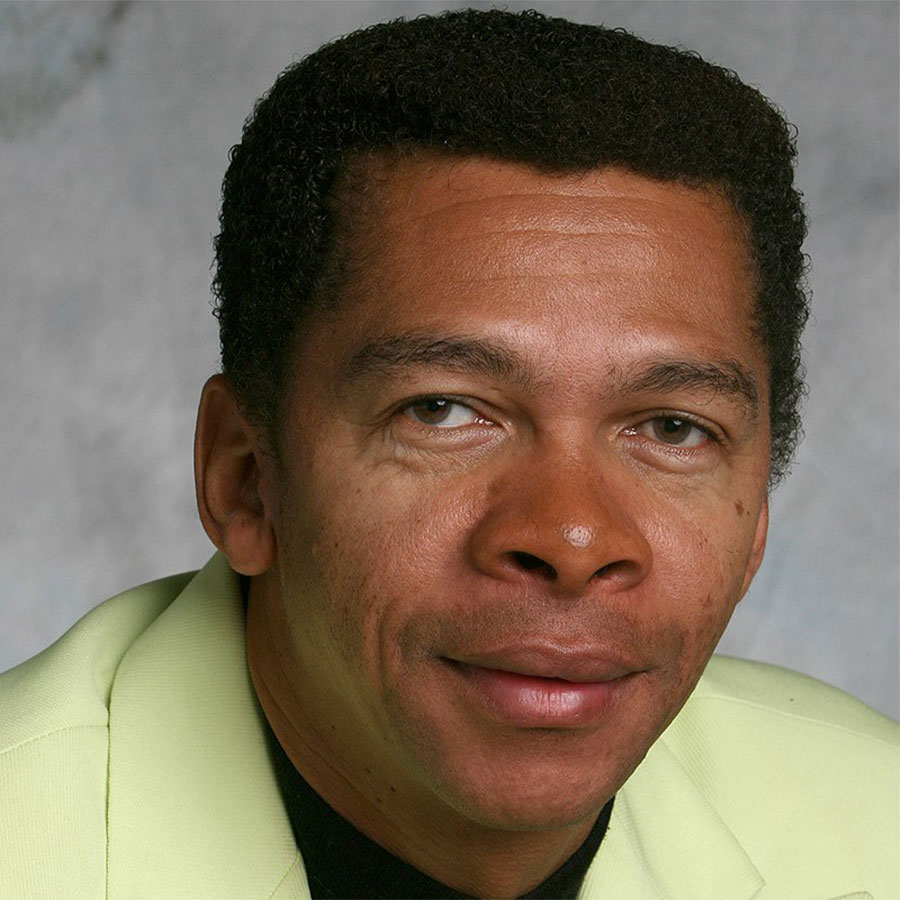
[1,1,897,718]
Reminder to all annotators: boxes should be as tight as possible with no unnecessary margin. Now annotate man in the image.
[1,8,896,899]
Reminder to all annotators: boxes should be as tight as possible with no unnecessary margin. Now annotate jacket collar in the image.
[106,554,765,899]
[106,553,307,899]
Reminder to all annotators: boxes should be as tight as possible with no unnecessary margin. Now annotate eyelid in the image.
[395,394,494,429]
[398,393,476,412]
[625,412,724,447]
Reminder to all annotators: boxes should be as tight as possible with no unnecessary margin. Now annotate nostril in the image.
[591,561,636,583]
[510,551,557,581]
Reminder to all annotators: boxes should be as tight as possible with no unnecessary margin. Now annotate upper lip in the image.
[444,644,642,683]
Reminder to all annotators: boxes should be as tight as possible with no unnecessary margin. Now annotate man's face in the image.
[260,158,770,831]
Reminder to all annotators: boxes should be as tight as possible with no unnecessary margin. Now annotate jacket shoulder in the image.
[0,571,194,755]
[694,654,898,744]
[664,655,899,896]
[0,570,196,897]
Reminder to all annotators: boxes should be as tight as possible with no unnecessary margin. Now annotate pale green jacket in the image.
[1,554,897,899]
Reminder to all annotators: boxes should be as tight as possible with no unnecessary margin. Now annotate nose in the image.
[468,446,652,595]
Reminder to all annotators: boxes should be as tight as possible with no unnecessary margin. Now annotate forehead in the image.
[342,153,750,257]
[325,155,759,359]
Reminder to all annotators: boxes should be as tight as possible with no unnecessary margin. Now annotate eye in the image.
[634,415,713,448]
[402,397,483,429]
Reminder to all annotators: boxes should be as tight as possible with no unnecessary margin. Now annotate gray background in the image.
[1,1,897,718]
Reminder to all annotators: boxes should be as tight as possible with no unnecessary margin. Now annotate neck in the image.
[245,574,602,898]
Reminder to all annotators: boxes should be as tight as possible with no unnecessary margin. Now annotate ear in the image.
[737,497,768,600]
[194,374,276,575]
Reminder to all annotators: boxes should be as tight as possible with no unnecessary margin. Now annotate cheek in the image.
[645,499,757,675]
[282,464,479,671]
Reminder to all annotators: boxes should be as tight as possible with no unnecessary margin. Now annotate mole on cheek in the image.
[734,500,745,517]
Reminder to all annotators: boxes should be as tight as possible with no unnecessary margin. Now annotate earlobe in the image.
[194,375,277,575]
[738,497,769,600]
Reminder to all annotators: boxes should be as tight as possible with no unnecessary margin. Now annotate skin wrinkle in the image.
[377,164,734,222]
[384,176,730,248]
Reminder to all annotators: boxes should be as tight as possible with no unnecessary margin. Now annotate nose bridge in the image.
[469,436,652,593]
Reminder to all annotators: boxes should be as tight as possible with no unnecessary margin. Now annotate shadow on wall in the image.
[0,0,129,140]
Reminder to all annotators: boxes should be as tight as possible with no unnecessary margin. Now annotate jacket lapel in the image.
[580,737,764,899]
[106,554,309,899]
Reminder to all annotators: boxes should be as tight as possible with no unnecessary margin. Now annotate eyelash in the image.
[627,413,723,448]
[397,395,488,428]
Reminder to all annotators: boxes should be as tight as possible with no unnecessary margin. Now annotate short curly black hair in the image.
[213,7,808,484]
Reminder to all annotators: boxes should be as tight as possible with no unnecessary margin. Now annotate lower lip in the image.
[448,662,631,728]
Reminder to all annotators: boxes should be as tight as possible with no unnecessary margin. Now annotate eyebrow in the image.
[344,333,538,392]
[619,359,761,418]
[345,331,760,417]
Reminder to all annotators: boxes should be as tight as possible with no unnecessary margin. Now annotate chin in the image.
[445,775,613,834]
[417,733,629,833]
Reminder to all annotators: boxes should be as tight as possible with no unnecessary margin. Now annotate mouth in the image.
[441,648,641,728]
